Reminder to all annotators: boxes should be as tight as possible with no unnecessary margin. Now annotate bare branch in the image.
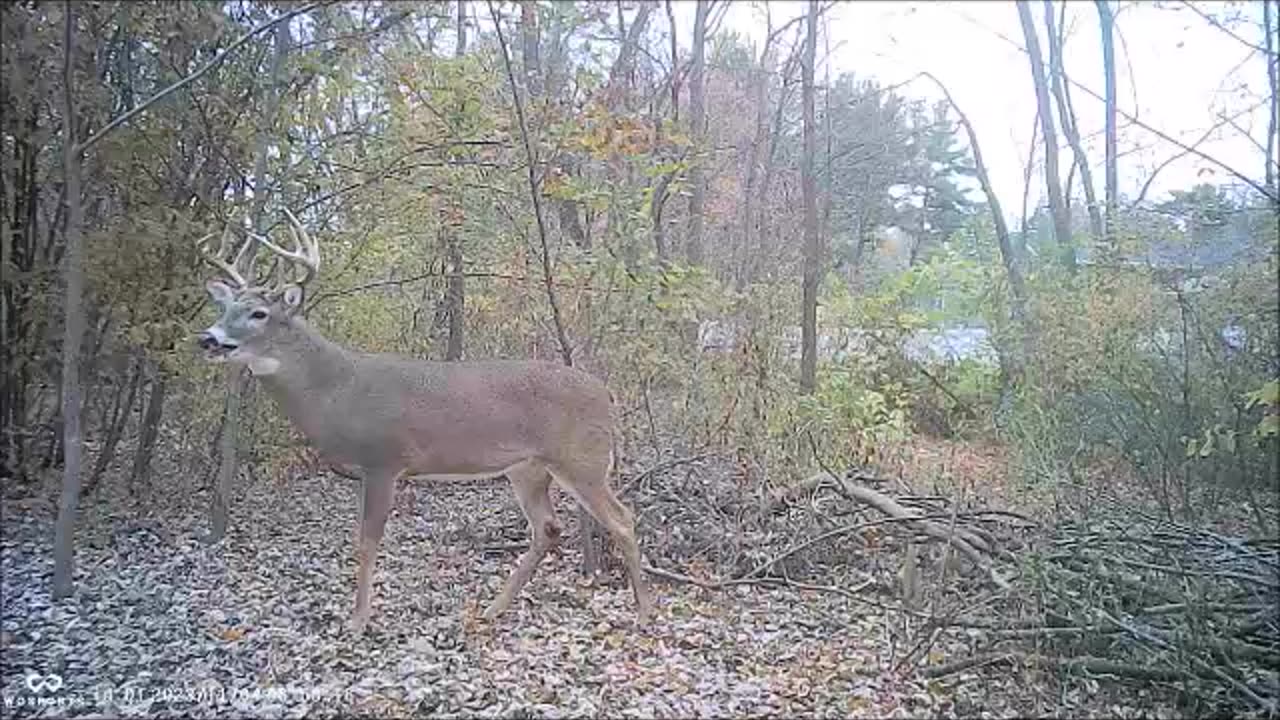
[487,0,574,367]
[959,12,1278,202]
[77,2,327,154]
[1176,0,1272,55]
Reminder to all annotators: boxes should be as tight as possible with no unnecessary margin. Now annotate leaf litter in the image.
[0,464,1142,719]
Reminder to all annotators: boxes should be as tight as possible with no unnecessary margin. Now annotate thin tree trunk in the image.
[1021,108,1041,240]
[1016,0,1074,272]
[921,72,1029,392]
[755,29,803,284]
[737,23,771,291]
[52,1,87,599]
[738,15,802,289]
[1265,0,1278,199]
[520,1,542,98]
[651,169,672,262]
[208,368,243,542]
[490,1,592,580]
[208,20,291,542]
[665,0,678,123]
[1043,0,1102,243]
[443,229,464,361]
[799,0,820,394]
[83,353,142,497]
[686,0,709,268]
[520,0,601,572]
[821,31,834,263]
[444,0,467,362]
[128,364,166,501]
[1095,0,1118,242]
[651,1,681,264]
[606,1,653,109]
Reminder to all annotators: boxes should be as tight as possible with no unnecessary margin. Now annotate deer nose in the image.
[197,332,220,351]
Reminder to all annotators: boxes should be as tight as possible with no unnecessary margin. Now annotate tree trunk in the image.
[686,0,709,268]
[520,1,541,97]
[754,29,803,284]
[737,25,772,291]
[207,368,243,542]
[492,2,598,578]
[1043,0,1102,243]
[799,0,820,394]
[444,0,467,362]
[606,2,653,109]
[1016,0,1074,272]
[650,0,679,263]
[651,168,672,262]
[664,0,679,123]
[922,72,1030,399]
[1265,0,1278,198]
[128,364,166,501]
[208,19,291,542]
[83,353,142,497]
[444,226,465,360]
[1095,0,1118,241]
[52,2,87,599]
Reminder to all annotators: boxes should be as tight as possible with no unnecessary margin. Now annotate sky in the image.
[678,0,1275,224]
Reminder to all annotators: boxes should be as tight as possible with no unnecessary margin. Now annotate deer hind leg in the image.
[484,459,559,620]
[550,450,653,625]
[352,467,402,633]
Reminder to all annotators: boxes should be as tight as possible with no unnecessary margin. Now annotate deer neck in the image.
[254,318,355,410]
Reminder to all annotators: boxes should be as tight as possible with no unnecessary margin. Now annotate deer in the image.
[193,208,653,632]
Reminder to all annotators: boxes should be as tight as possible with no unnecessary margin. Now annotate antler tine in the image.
[250,208,321,289]
[196,222,250,288]
[231,219,256,280]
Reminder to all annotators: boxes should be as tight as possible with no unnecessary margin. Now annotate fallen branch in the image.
[820,474,1012,590]
[731,512,952,583]
[923,651,1192,682]
[618,452,721,498]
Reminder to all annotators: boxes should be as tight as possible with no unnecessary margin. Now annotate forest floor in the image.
[2,438,1179,719]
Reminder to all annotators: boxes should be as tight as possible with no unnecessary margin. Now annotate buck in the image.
[194,209,652,632]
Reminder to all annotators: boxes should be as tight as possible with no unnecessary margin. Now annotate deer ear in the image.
[280,284,305,312]
[206,280,235,305]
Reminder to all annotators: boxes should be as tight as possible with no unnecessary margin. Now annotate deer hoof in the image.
[481,600,507,622]
[350,610,370,634]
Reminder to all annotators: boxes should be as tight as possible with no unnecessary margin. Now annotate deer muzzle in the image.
[197,328,239,359]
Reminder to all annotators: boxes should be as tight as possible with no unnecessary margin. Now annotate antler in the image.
[197,209,320,293]
[196,220,254,288]
[248,208,320,290]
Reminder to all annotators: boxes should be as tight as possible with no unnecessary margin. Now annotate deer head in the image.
[196,209,320,375]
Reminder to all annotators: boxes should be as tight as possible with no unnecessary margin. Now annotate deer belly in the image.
[296,417,401,469]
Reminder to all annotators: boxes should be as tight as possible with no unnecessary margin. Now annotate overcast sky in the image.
[679,0,1275,223]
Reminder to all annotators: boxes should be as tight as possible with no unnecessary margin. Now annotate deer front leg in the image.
[352,467,400,633]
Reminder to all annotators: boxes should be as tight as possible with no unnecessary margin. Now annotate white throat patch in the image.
[248,356,282,376]
[242,353,282,376]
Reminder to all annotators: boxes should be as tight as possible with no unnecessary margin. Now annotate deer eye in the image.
[249,309,269,320]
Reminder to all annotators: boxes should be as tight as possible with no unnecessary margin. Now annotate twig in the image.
[618,451,721,498]
[487,0,574,367]
[77,3,328,154]
[730,512,951,584]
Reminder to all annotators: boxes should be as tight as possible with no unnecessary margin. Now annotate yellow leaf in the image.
[221,627,245,642]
